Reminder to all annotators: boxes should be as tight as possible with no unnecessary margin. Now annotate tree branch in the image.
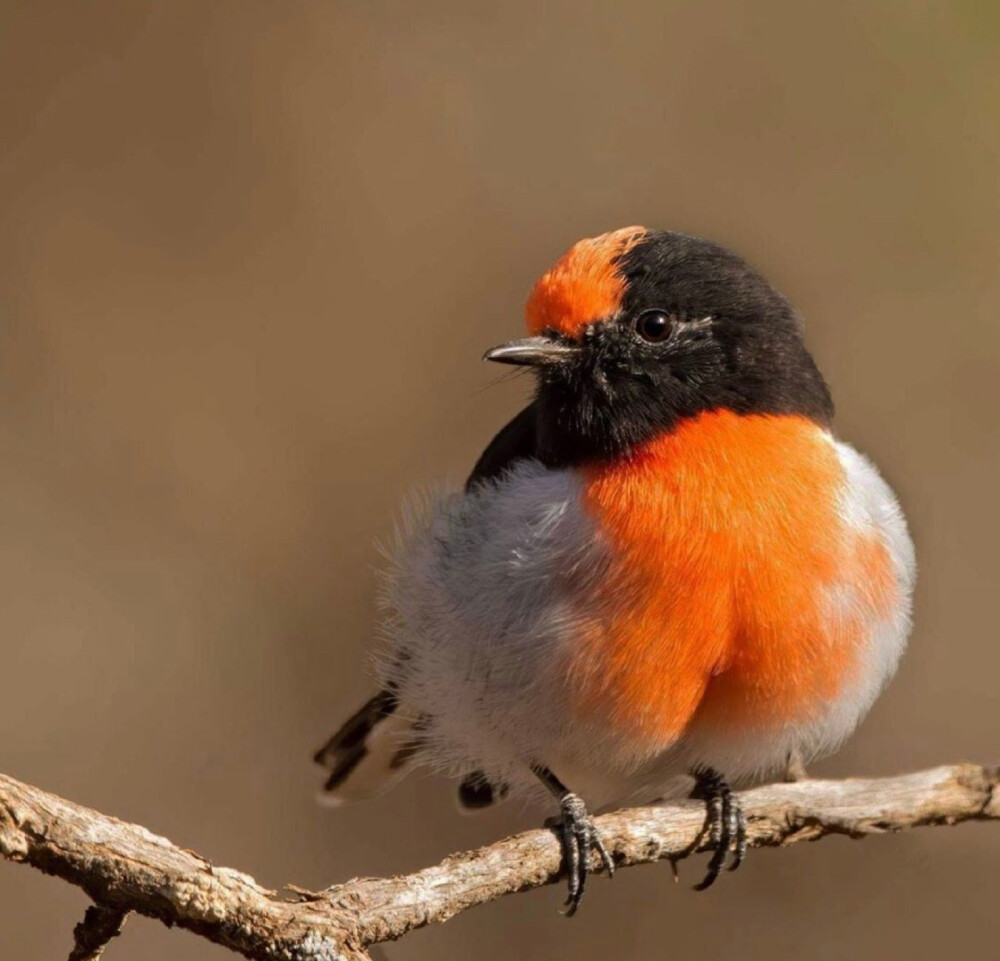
[2,764,998,960]
[66,904,130,961]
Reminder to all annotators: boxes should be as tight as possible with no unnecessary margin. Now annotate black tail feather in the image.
[314,690,398,793]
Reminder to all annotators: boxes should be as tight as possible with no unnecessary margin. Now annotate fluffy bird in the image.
[315,227,915,912]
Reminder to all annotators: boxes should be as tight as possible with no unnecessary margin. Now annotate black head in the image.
[485,228,833,465]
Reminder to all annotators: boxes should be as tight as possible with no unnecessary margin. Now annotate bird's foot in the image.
[690,766,746,890]
[547,792,615,916]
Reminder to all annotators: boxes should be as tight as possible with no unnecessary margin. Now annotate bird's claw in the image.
[691,766,747,890]
[549,792,615,916]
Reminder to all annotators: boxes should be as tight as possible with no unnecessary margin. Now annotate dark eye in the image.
[635,309,673,343]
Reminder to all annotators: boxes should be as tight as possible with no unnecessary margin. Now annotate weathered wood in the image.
[2,764,997,959]
[66,905,130,961]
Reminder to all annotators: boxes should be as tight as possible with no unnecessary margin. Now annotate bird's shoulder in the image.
[465,403,539,491]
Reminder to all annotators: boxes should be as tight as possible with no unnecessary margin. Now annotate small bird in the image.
[315,227,916,913]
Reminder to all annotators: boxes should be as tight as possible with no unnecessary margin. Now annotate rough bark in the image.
[66,905,130,961]
[1,764,997,960]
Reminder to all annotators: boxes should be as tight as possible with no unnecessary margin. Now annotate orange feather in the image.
[525,226,647,337]
[572,410,897,751]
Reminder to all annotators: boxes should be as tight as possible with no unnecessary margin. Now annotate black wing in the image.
[465,402,538,492]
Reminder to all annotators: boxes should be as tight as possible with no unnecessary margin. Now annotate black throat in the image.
[531,231,834,468]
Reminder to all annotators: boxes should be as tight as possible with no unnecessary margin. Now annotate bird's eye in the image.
[635,310,673,343]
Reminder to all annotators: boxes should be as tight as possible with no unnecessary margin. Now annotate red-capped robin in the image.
[314,227,916,913]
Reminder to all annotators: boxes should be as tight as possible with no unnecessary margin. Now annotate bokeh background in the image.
[2,2,998,958]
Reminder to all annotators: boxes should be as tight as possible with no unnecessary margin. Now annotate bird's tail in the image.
[314,690,420,805]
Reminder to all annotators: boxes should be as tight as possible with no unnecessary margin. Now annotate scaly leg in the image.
[690,766,747,890]
[533,764,615,915]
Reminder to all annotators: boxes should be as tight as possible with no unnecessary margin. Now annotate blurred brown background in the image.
[1,1,998,958]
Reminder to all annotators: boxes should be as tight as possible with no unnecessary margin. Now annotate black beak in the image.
[483,336,579,367]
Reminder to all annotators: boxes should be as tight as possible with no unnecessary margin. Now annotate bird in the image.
[314,226,916,914]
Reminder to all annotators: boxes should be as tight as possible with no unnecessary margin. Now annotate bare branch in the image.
[337,762,1000,942]
[0,773,369,961]
[67,904,130,961]
[2,764,998,959]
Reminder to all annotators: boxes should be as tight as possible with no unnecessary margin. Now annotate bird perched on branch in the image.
[315,227,916,913]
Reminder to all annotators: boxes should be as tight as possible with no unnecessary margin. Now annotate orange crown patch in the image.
[525,226,647,338]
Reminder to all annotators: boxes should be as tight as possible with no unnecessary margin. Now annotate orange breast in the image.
[571,410,896,750]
